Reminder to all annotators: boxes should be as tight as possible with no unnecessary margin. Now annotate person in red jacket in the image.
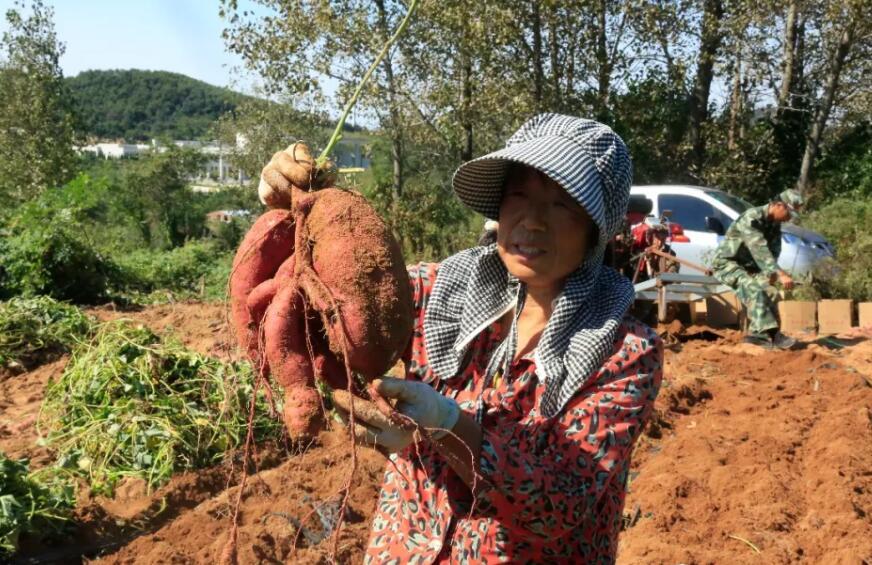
[320,114,665,563]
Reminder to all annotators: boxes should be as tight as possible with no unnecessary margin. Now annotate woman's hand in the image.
[333,380,483,493]
[332,378,460,453]
[332,389,415,453]
[257,143,316,208]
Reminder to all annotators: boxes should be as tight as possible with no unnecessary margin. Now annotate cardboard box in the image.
[778,301,817,333]
[690,300,707,325]
[859,302,872,329]
[817,299,853,334]
[705,292,742,328]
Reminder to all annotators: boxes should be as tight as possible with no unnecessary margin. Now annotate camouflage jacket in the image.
[712,204,781,275]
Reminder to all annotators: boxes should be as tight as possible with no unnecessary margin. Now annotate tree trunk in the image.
[797,17,856,194]
[374,0,404,198]
[595,0,610,114]
[459,43,474,162]
[548,5,561,110]
[531,0,544,110]
[777,0,800,111]
[727,45,743,151]
[686,0,724,175]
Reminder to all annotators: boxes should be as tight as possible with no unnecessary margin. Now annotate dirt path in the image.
[3,302,870,563]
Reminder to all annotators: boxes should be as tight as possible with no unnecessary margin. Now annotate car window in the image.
[658,194,732,232]
[705,190,753,213]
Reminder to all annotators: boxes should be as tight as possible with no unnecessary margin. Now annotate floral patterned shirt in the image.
[364,263,663,564]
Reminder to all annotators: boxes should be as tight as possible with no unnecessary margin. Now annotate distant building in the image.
[77,133,371,192]
[206,209,252,224]
[80,142,151,158]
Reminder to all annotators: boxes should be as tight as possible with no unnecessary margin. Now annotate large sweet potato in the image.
[299,187,413,378]
[230,180,412,439]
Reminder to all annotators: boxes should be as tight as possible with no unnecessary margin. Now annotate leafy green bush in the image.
[800,196,872,301]
[112,240,233,302]
[815,123,872,200]
[0,296,93,373]
[39,321,281,495]
[0,453,74,554]
[0,173,123,303]
[0,222,118,304]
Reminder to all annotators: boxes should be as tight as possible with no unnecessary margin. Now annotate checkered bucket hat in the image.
[452,113,633,250]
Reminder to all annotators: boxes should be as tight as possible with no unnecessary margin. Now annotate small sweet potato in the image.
[230,210,294,362]
[263,282,321,437]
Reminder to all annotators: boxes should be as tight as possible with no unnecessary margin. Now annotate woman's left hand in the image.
[332,378,460,453]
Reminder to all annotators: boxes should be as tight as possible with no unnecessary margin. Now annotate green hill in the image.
[67,69,251,141]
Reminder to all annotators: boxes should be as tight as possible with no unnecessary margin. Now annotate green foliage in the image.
[801,196,872,301]
[815,123,872,200]
[612,72,690,185]
[0,296,92,372]
[0,159,251,304]
[39,321,282,495]
[213,97,330,191]
[0,0,79,207]
[0,453,74,554]
[361,138,478,261]
[0,213,118,304]
[113,240,233,301]
[67,69,251,141]
[704,119,786,203]
[115,146,208,249]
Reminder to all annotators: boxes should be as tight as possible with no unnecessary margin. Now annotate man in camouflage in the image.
[711,189,804,349]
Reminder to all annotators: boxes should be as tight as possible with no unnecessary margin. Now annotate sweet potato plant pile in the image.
[39,320,282,495]
[0,452,74,556]
[230,143,413,439]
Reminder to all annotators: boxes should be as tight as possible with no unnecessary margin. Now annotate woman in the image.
[272,114,662,563]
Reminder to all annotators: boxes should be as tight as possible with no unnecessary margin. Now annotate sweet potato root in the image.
[263,282,322,437]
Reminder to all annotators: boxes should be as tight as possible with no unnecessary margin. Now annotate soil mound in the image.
[618,338,872,563]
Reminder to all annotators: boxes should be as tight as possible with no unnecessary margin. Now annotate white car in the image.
[630,185,834,276]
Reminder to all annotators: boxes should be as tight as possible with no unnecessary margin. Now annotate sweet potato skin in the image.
[303,188,414,378]
[230,210,295,360]
[263,282,322,437]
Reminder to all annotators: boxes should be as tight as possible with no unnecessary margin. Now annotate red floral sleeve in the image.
[472,323,663,538]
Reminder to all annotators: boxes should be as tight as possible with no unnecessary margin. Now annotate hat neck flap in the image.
[423,244,634,418]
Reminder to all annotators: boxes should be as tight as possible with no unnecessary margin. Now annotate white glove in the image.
[332,378,460,453]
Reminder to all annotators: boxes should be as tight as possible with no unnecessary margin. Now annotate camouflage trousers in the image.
[713,263,779,336]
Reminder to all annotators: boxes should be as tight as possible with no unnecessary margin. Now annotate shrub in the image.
[0,222,118,304]
[800,196,872,301]
[113,240,233,300]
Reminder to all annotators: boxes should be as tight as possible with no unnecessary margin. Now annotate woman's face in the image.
[497,165,595,293]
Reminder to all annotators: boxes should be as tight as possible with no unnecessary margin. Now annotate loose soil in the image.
[1,302,870,563]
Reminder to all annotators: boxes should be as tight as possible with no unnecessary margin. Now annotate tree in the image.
[0,0,78,206]
[117,146,206,249]
[220,0,416,200]
[797,0,869,194]
[686,0,725,176]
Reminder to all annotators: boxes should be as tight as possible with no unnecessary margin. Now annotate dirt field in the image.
[1,302,870,564]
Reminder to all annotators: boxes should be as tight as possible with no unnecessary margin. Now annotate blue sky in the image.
[1,0,267,92]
